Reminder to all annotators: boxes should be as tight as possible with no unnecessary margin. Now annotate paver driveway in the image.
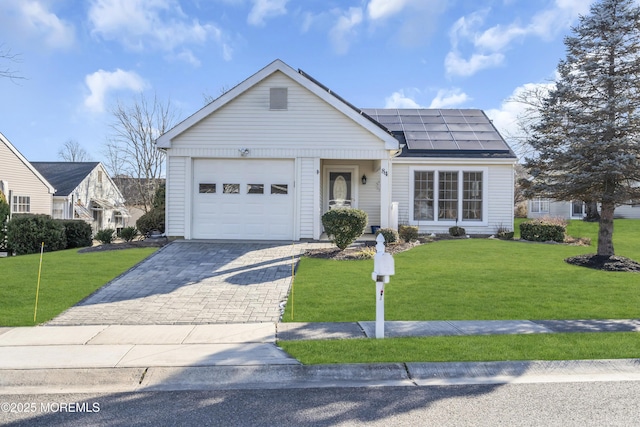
[48,241,326,325]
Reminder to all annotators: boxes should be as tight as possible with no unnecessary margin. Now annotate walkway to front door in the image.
[47,241,327,325]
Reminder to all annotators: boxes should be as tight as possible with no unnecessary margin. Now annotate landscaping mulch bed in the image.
[565,254,640,273]
[304,241,420,260]
[78,238,169,253]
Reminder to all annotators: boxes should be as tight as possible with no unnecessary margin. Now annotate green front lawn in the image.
[1,248,156,326]
[282,220,640,364]
[285,220,640,322]
[279,332,640,365]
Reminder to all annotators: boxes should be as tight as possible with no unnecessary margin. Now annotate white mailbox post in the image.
[371,233,395,338]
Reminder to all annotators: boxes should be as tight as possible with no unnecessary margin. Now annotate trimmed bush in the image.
[399,225,419,242]
[519,218,566,242]
[7,214,66,255]
[57,220,92,249]
[136,210,165,236]
[120,226,138,242]
[94,228,116,244]
[322,208,368,250]
[449,226,466,237]
[375,227,399,245]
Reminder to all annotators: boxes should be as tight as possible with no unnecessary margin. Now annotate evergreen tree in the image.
[524,0,640,256]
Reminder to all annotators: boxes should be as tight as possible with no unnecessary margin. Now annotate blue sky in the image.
[0,0,596,164]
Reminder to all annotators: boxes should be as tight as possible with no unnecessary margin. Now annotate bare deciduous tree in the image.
[105,93,179,213]
[58,139,92,162]
[0,44,24,81]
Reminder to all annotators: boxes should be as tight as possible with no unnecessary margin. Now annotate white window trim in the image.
[12,195,31,213]
[408,166,488,226]
[530,197,550,214]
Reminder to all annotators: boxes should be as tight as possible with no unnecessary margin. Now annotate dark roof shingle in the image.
[31,162,100,196]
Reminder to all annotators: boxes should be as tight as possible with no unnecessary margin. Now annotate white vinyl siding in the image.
[171,72,388,155]
[166,156,187,238]
[0,138,53,216]
[393,162,513,235]
[299,158,315,239]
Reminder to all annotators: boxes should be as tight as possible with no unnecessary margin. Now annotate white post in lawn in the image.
[371,233,395,339]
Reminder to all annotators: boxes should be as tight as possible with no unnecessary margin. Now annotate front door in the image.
[329,172,352,209]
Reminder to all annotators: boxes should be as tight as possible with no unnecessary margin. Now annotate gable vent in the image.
[270,87,288,110]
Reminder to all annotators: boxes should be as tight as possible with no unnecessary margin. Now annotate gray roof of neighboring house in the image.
[30,162,100,196]
[360,108,516,159]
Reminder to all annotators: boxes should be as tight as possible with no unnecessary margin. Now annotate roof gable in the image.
[157,59,399,150]
[0,132,56,193]
[31,162,101,196]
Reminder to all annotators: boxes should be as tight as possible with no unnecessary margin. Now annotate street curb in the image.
[2,359,640,394]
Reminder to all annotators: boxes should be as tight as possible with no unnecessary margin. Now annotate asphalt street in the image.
[1,381,639,426]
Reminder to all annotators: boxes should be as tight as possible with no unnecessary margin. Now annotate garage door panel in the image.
[192,159,294,240]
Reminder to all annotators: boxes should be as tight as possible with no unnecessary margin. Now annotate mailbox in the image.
[371,234,395,284]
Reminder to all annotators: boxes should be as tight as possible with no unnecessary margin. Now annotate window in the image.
[438,172,458,220]
[247,184,264,194]
[413,171,434,220]
[12,195,30,213]
[271,184,288,195]
[463,172,483,221]
[199,183,216,194]
[223,184,240,194]
[530,197,549,213]
[411,169,485,223]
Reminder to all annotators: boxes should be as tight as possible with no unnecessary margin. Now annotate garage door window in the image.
[224,184,240,194]
[271,184,288,195]
[199,183,216,194]
[247,184,264,194]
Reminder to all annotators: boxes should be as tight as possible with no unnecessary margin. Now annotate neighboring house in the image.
[31,162,130,234]
[0,132,55,217]
[111,176,165,227]
[528,198,640,220]
[156,60,517,241]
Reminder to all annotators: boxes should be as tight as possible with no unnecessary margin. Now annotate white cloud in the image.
[84,69,148,113]
[88,0,230,62]
[384,90,424,108]
[445,1,587,78]
[428,88,470,109]
[329,7,363,55]
[247,0,289,26]
[0,0,75,49]
[445,51,504,77]
[367,0,412,20]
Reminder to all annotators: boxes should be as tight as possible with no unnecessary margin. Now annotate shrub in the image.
[322,208,368,250]
[136,209,165,236]
[398,225,419,242]
[449,226,466,237]
[495,223,514,240]
[519,218,566,242]
[0,193,9,251]
[7,214,66,255]
[375,227,399,245]
[94,228,116,244]
[57,220,92,249]
[120,226,139,242]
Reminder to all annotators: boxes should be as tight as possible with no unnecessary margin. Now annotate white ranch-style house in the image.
[157,60,517,241]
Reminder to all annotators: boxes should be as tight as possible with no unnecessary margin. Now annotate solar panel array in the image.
[361,109,510,152]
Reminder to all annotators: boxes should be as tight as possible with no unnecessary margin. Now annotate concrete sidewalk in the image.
[2,320,640,393]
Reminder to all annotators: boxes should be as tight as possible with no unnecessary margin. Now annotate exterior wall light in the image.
[361,174,367,185]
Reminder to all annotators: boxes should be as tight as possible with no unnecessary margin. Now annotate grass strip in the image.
[1,248,157,326]
[278,332,640,365]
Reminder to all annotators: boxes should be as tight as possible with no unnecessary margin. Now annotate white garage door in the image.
[192,159,295,240]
